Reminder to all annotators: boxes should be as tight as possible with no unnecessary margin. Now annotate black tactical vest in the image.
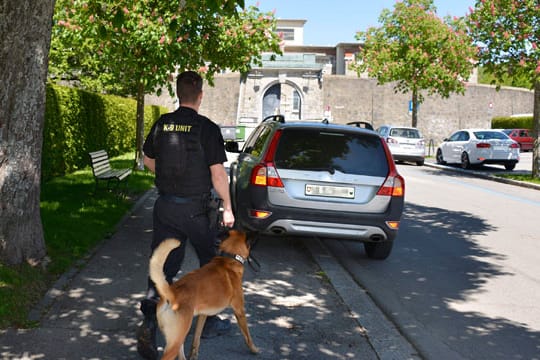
[153,111,211,197]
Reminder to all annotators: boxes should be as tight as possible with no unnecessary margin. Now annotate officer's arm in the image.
[143,155,155,173]
[209,163,234,227]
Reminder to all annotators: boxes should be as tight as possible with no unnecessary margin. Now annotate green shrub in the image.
[491,115,533,130]
[43,83,167,181]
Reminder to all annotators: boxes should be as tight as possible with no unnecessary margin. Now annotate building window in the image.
[292,90,301,114]
[277,28,295,41]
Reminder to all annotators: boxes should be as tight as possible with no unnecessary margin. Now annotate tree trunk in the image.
[411,90,418,128]
[0,0,55,265]
[532,79,540,178]
[134,81,146,170]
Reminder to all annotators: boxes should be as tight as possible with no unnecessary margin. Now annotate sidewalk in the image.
[0,188,418,360]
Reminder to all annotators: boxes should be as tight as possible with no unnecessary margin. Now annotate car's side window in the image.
[242,127,263,154]
[248,126,273,157]
[449,132,460,141]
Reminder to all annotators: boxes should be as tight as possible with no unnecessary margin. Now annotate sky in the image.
[245,0,476,46]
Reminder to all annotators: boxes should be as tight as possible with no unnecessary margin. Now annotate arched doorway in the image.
[262,82,302,120]
[262,83,280,119]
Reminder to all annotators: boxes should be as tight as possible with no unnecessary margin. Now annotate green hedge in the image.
[43,83,167,181]
[492,115,533,130]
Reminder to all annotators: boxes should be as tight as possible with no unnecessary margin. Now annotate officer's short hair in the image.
[176,71,203,104]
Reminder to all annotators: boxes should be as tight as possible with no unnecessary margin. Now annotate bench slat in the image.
[88,150,131,191]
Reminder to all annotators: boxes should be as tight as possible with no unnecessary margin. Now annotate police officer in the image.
[136,71,235,359]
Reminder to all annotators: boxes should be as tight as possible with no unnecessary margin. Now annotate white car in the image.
[436,129,520,170]
[376,125,425,166]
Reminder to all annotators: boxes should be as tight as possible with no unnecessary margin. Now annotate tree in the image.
[353,0,477,127]
[0,1,55,265]
[50,0,282,169]
[0,0,276,266]
[467,0,540,177]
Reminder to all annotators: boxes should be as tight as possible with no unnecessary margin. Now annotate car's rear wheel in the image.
[364,240,393,260]
[461,152,471,169]
[436,149,446,165]
[504,162,516,171]
[416,159,424,166]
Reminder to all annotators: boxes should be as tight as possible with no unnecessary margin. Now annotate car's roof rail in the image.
[262,114,285,123]
[346,121,374,130]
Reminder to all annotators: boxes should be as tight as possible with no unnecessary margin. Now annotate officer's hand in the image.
[222,208,235,228]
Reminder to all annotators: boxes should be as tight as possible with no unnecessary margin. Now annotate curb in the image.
[305,238,422,360]
[28,188,156,323]
[423,161,540,191]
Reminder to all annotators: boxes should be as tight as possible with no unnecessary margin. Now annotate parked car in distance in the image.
[376,125,425,166]
[225,115,405,260]
[502,129,534,152]
[436,129,520,170]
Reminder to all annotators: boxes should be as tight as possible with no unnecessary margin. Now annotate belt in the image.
[159,194,200,204]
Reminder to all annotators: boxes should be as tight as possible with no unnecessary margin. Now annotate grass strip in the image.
[0,154,154,328]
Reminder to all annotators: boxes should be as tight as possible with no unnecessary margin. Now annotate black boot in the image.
[136,298,158,360]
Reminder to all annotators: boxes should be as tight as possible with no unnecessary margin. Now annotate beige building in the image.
[149,19,533,145]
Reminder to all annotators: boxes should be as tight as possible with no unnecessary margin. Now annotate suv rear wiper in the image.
[297,166,338,174]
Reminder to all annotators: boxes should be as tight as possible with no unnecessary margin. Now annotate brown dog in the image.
[149,229,259,360]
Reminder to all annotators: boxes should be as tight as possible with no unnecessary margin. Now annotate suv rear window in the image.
[273,128,389,177]
[389,128,421,138]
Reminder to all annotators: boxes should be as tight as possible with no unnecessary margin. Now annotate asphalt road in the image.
[323,155,540,360]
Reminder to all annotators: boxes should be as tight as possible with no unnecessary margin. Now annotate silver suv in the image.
[226,115,405,259]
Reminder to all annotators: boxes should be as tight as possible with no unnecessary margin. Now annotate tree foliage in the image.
[50,0,282,167]
[353,0,476,127]
[478,66,533,89]
[467,0,540,176]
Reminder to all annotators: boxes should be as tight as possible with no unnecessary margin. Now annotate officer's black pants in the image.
[146,194,217,296]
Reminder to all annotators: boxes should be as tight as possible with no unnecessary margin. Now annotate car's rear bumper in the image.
[263,219,390,239]
[236,199,403,242]
[479,159,519,165]
[392,154,425,162]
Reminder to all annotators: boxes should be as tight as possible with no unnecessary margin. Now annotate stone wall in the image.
[148,73,534,146]
[323,76,534,145]
[200,73,241,126]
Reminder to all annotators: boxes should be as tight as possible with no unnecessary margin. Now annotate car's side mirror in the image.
[225,141,240,153]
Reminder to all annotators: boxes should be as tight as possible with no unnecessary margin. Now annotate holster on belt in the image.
[205,191,223,230]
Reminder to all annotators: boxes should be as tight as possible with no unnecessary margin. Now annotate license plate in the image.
[493,145,507,151]
[305,184,355,199]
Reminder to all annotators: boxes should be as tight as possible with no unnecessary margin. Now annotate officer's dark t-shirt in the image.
[143,107,227,197]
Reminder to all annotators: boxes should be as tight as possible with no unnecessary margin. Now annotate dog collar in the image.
[219,251,246,265]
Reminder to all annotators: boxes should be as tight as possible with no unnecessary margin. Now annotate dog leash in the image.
[247,254,261,273]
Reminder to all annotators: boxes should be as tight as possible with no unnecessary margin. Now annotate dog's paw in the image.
[249,345,260,354]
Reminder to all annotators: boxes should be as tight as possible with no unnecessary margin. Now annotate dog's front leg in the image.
[188,315,207,360]
[232,297,259,355]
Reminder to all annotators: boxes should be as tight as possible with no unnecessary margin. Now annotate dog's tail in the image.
[149,238,180,304]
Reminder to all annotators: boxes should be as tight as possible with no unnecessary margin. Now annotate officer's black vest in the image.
[153,111,211,197]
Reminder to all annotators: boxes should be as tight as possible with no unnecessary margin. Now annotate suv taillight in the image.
[251,164,284,187]
[377,173,405,196]
[250,130,284,188]
[378,138,405,197]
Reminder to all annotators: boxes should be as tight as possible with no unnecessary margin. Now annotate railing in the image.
[427,139,436,157]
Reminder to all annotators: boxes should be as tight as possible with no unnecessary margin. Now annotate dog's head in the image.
[218,229,252,260]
